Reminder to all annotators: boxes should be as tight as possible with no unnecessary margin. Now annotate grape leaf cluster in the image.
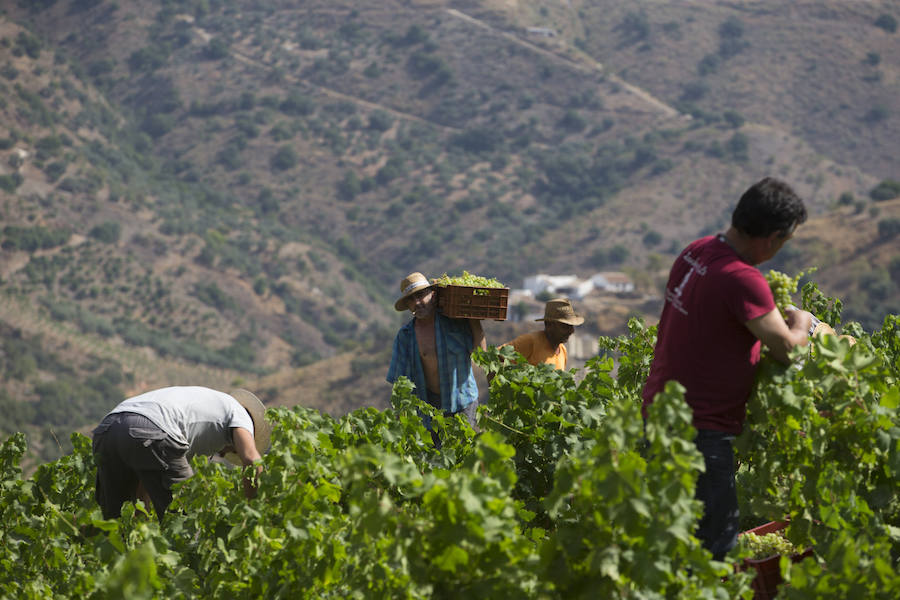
[431,270,505,288]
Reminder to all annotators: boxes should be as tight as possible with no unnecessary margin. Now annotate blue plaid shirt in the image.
[386,313,478,413]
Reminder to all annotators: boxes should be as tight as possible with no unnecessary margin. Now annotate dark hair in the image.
[731,177,807,238]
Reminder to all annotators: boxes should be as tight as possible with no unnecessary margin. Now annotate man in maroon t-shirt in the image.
[642,177,814,560]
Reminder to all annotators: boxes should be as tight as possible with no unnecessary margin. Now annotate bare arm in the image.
[232,427,263,498]
[744,307,812,365]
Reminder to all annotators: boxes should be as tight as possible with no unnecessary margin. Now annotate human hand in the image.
[785,306,814,336]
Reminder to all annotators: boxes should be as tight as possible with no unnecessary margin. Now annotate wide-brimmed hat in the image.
[394,271,433,311]
[223,389,272,465]
[536,298,585,326]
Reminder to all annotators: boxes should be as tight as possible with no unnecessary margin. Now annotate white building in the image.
[522,274,595,300]
[591,272,635,293]
[526,27,557,37]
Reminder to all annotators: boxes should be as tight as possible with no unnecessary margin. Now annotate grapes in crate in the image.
[740,531,800,560]
[431,271,505,289]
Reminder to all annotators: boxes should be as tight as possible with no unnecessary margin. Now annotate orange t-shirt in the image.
[504,331,567,370]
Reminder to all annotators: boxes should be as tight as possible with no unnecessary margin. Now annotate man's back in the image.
[642,235,775,433]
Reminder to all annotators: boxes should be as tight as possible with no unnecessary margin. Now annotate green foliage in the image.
[0,282,897,597]
[14,31,43,60]
[618,11,650,44]
[128,45,170,72]
[591,244,629,268]
[279,93,314,117]
[204,37,229,60]
[192,282,237,311]
[141,113,175,138]
[88,221,122,244]
[536,139,666,208]
[727,132,749,161]
[877,218,900,239]
[737,319,900,597]
[1,225,70,251]
[874,14,898,33]
[864,105,889,124]
[450,128,503,154]
[557,109,587,133]
[42,160,67,182]
[869,179,900,201]
[270,145,299,171]
[407,50,453,85]
[367,109,393,132]
[0,172,24,193]
[642,229,662,247]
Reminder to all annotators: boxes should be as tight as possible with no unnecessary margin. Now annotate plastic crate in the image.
[739,521,814,600]
[436,285,509,320]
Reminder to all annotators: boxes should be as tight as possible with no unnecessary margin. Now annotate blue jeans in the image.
[694,429,739,560]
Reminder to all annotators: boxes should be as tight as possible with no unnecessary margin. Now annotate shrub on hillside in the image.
[697,53,720,76]
[450,128,503,154]
[874,14,898,33]
[270,145,299,171]
[279,93,315,116]
[127,45,169,72]
[877,217,900,239]
[35,135,63,158]
[368,110,393,132]
[89,221,121,244]
[642,230,662,247]
[141,113,175,138]
[557,110,587,133]
[618,10,650,43]
[864,104,889,124]
[1,225,70,251]
[375,156,405,185]
[43,161,67,183]
[14,32,42,59]
[204,37,229,60]
[192,282,237,311]
[0,173,24,193]
[337,170,362,201]
[869,179,900,201]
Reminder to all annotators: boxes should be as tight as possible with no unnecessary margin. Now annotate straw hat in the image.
[536,298,585,326]
[394,271,433,311]
[223,389,272,465]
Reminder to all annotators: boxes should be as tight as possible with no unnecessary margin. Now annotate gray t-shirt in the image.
[109,386,254,458]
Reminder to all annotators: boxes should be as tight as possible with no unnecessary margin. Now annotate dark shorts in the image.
[92,412,192,521]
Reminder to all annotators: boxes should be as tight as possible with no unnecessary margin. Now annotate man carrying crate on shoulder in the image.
[387,272,486,445]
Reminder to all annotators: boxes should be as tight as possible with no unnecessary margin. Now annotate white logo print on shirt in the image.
[665,252,707,316]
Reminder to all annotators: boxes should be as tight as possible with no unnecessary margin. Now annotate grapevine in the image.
[431,270,505,288]
[0,282,897,599]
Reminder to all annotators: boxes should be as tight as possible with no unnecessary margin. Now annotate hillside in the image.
[1,0,898,467]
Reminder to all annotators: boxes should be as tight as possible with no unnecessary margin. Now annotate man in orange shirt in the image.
[502,298,584,370]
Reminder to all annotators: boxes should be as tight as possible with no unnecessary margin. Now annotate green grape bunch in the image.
[740,531,799,560]
[766,268,816,317]
[432,270,505,288]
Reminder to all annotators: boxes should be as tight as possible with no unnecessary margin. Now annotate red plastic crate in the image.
[436,285,509,320]
[739,521,814,600]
